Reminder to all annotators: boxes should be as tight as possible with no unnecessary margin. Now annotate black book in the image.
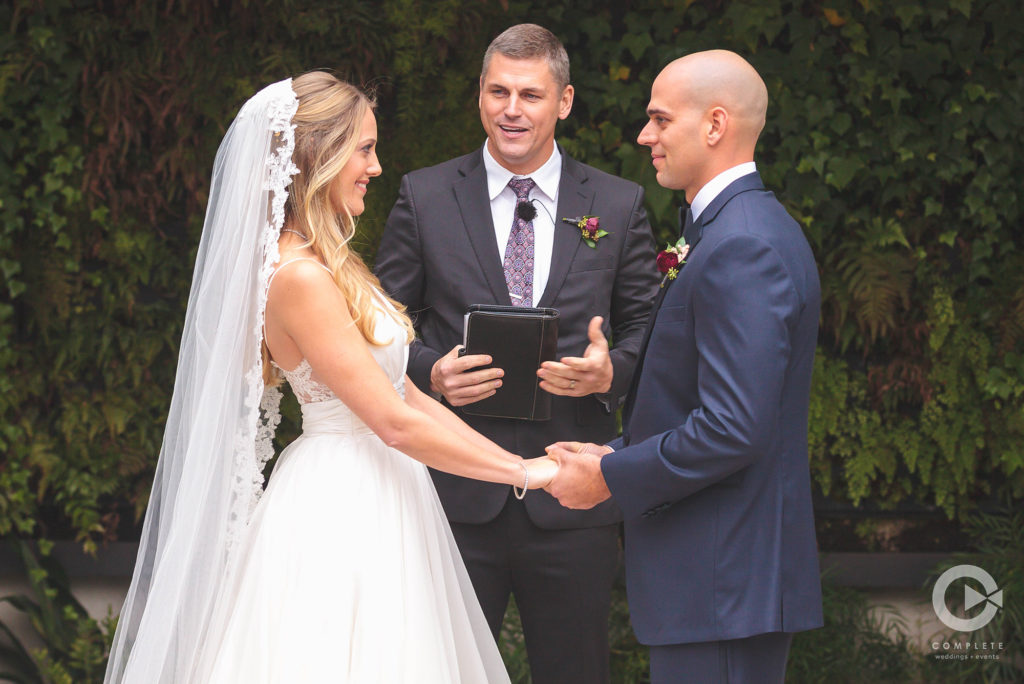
[458,304,559,420]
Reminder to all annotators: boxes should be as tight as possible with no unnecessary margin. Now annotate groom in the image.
[546,51,824,683]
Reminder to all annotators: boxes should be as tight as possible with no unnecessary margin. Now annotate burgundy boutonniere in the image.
[657,236,690,287]
[561,215,608,248]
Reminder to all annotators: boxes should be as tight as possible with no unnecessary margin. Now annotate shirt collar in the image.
[690,161,757,221]
[482,141,562,202]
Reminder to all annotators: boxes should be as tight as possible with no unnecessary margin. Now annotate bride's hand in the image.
[523,456,559,490]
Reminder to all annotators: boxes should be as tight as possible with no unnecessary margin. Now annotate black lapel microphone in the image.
[515,200,538,222]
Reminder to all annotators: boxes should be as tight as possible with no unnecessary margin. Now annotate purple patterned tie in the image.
[503,177,536,307]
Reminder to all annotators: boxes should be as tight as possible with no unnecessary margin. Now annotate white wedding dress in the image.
[197,288,511,683]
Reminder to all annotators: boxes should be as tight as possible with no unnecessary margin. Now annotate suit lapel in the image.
[696,171,764,228]
[622,205,693,433]
[453,150,511,305]
[537,154,593,309]
[621,172,765,440]
[621,242,678,438]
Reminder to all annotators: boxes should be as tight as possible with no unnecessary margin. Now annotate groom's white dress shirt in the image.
[483,142,561,304]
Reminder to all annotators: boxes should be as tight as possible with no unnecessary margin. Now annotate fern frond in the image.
[835,248,915,344]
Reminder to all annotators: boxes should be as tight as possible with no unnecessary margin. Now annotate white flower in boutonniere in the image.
[656,236,690,287]
[561,215,608,248]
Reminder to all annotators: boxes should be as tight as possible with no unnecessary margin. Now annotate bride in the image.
[104,72,557,683]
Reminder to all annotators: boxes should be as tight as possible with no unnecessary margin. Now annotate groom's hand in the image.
[544,441,613,509]
[538,316,613,397]
[430,345,504,406]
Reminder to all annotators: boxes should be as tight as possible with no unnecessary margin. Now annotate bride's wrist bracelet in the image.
[513,462,528,500]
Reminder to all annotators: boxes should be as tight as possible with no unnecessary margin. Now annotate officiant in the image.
[375,23,659,684]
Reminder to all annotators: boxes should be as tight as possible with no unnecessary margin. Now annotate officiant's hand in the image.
[537,316,612,397]
[543,441,613,509]
[430,346,504,407]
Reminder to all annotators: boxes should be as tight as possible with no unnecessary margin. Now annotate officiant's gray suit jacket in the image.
[376,146,659,529]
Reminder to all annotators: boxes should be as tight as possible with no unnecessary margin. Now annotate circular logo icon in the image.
[932,564,1003,632]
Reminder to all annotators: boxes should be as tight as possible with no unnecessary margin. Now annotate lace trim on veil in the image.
[228,82,300,549]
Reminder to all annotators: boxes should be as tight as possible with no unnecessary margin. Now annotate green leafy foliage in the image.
[0,540,115,684]
[786,576,936,683]
[1,0,1022,546]
[927,501,1024,682]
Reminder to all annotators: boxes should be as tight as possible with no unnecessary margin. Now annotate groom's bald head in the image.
[662,50,768,141]
[638,50,768,199]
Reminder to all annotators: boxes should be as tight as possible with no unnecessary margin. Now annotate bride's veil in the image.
[104,79,300,683]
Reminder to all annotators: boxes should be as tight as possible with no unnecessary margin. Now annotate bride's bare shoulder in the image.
[269,257,335,294]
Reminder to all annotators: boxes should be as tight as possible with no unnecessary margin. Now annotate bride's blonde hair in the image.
[263,72,414,385]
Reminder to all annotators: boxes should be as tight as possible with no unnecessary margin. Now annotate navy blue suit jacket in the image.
[601,172,824,645]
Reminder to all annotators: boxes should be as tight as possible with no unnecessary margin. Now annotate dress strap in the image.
[264,258,333,344]
[268,257,332,290]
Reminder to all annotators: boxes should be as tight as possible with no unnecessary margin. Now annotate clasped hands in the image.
[520,441,613,509]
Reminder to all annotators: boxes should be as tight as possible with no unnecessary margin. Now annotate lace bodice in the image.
[274,358,337,403]
[272,291,408,406]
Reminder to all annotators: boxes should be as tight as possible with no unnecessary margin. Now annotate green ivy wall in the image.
[2,0,1022,551]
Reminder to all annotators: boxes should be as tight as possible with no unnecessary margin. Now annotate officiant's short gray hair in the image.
[482,24,570,91]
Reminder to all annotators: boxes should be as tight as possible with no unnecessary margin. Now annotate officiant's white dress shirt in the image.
[483,142,561,304]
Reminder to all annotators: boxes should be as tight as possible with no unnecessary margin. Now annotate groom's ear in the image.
[706,107,728,146]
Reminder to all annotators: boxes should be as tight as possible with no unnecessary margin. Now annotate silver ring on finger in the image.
[569,379,576,390]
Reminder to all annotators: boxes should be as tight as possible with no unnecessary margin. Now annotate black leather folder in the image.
[459,304,559,420]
